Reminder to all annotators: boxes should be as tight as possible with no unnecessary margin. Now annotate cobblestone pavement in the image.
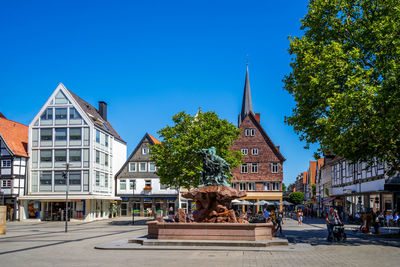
[0,217,398,267]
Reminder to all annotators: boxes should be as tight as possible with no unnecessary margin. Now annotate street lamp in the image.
[62,163,71,233]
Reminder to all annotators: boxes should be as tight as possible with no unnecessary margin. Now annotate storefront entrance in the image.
[41,201,85,221]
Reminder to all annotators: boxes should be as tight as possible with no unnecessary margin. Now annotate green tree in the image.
[282,182,287,193]
[289,192,305,205]
[284,0,400,174]
[311,184,317,197]
[150,110,242,189]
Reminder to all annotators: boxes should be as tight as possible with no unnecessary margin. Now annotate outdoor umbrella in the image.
[231,199,241,204]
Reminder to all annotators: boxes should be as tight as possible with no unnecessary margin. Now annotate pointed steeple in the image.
[238,64,254,126]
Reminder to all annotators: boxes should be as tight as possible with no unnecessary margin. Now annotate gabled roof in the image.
[66,88,125,143]
[309,161,317,184]
[245,112,286,162]
[0,116,28,157]
[114,133,160,178]
[238,65,254,126]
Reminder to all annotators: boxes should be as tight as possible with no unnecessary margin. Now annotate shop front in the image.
[41,200,85,221]
[119,196,178,217]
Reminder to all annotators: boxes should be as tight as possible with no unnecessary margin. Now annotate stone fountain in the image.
[147,147,276,241]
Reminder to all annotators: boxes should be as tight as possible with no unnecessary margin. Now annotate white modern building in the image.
[115,133,178,217]
[20,83,127,221]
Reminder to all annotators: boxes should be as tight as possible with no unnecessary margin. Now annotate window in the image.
[69,171,81,191]
[145,180,151,187]
[32,128,39,147]
[69,128,82,145]
[272,182,280,191]
[105,154,108,166]
[129,179,136,190]
[40,108,53,125]
[241,149,248,155]
[142,147,149,155]
[69,149,81,162]
[252,148,258,155]
[40,128,52,146]
[69,107,82,124]
[149,162,156,172]
[55,91,68,104]
[96,171,100,186]
[120,179,126,190]
[40,171,52,184]
[239,182,246,191]
[250,129,255,136]
[55,128,67,146]
[54,171,65,185]
[55,108,67,125]
[40,150,52,166]
[241,163,248,173]
[1,160,11,167]
[96,130,100,143]
[96,151,100,164]
[1,180,11,187]
[139,162,147,172]
[129,162,136,172]
[251,163,258,173]
[39,171,52,192]
[54,150,67,166]
[248,182,255,191]
[263,182,270,191]
[105,135,108,147]
[245,129,250,136]
[271,163,278,173]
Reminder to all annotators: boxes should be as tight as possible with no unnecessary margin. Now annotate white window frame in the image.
[271,163,278,173]
[1,160,11,167]
[251,163,258,173]
[145,180,151,187]
[1,179,11,187]
[241,163,248,173]
[263,182,270,191]
[250,129,255,136]
[248,182,255,191]
[139,162,147,172]
[148,162,156,172]
[129,162,137,172]
[120,179,126,190]
[241,148,248,155]
[239,182,246,191]
[245,129,250,136]
[142,147,149,155]
[252,148,258,155]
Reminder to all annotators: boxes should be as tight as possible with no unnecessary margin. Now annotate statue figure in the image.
[197,147,230,187]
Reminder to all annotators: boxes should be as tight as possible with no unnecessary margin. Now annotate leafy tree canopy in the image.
[284,0,400,174]
[150,110,242,189]
[289,192,305,205]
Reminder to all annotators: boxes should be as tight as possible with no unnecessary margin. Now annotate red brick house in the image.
[231,66,286,207]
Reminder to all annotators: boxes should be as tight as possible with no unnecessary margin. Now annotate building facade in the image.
[115,133,178,217]
[0,114,28,220]
[20,83,127,221]
[230,66,286,208]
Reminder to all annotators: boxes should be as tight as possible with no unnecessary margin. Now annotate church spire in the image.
[238,64,254,126]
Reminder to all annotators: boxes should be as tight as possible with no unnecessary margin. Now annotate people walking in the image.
[276,211,283,235]
[326,208,341,241]
[297,209,303,225]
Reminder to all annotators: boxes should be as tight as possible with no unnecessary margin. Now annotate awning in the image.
[19,195,121,201]
[322,197,336,204]
[384,175,400,191]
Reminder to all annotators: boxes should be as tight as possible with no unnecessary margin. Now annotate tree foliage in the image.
[311,184,317,197]
[150,110,242,189]
[284,0,400,174]
[289,192,305,205]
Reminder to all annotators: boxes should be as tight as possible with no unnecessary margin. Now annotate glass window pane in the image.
[40,108,53,125]
[69,171,81,191]
[69,149,81,162]
[40,150,52,168]
[83,171,89,191]
[69,107,82,125]
[40,128,52,146]
[55,128,67,146]
[55,91,68,104]
[55,108,67,125]
[69,128,82,146]
[39,171,52,192]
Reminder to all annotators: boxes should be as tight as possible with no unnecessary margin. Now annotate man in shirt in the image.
[263,207,271,222]
[326,208,340,241]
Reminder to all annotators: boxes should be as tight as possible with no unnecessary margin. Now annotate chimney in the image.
[98,101,107,121]
[255,113,260,123]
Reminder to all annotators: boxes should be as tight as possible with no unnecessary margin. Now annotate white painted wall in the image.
[116,177,177,196]
[332,178,385,196]
[112,138,127,178]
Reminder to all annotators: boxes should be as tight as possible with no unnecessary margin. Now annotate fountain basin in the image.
[147,221,275,241]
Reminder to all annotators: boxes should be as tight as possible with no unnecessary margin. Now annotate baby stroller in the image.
[329,224,347,242]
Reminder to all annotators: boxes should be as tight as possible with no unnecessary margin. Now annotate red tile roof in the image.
[309,161,317,184]
[0,116,28,157]
[148,134,161,144]
[302,171,308,184]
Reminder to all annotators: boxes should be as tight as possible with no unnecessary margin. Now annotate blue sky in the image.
[0,0,317,185]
